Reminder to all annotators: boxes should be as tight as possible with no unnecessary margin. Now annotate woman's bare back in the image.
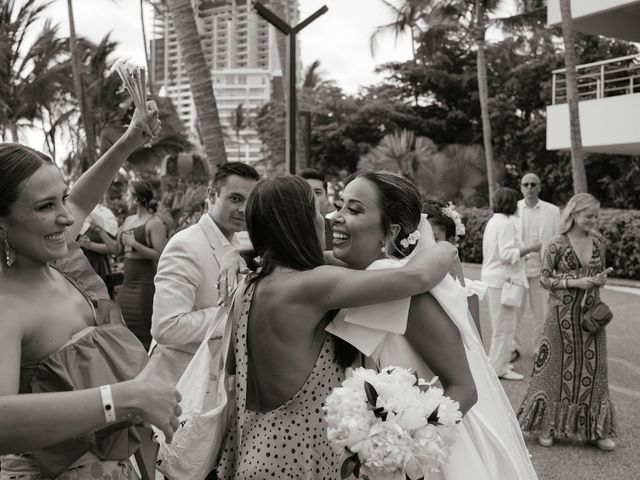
[245,271,329,412]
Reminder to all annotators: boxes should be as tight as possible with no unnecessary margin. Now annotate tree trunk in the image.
[140,0,156,97]
[10,123,19,143]
[66,0,97,163]
[559,0,588,193]
[272,0,288,103]
[475,1,498,205]
[165,0,227,170]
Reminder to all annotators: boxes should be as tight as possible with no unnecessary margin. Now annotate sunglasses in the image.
[521,183,538,187]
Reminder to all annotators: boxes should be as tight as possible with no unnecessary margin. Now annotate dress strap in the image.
[51,264,97,324]
[233,282,256,434]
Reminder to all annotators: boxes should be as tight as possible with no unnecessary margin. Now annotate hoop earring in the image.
[4,237,16,267]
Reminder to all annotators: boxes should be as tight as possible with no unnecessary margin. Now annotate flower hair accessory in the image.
[399,229,421,249]
[441,202,466,237]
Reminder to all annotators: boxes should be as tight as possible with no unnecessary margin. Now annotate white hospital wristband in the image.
[99,385,117,424]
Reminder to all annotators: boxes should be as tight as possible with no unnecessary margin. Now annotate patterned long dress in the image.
[517,233,617,441]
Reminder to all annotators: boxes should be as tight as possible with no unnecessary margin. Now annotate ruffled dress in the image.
[517,234,617,441]
[0,270,157,480]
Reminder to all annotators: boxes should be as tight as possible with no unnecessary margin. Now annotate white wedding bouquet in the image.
[324,367,462,480]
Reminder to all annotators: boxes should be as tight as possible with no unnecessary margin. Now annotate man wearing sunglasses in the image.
[512,172,560,363]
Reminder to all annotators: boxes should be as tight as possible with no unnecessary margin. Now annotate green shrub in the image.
[456,207,640,281]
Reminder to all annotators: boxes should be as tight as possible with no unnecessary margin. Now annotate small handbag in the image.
[501,278,525,308]
[581,290,613,333]
[154,287,239,480]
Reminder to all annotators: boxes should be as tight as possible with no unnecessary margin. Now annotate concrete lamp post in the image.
[253,1,328,175]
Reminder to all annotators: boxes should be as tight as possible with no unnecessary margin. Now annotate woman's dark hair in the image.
[356,171,422,257]
[0,144,54,217]
[246,175,357,367]
[131,180,157,212]
[423,199,456,242]
[247,176,324,279]
[492,187,518,215]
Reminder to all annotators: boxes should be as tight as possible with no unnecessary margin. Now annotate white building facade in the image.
[546,0,640,155]
[150,0,299,165]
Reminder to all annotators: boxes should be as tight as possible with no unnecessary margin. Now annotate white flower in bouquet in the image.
[324,366,462,480]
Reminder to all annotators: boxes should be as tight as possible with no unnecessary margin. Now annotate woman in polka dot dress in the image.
[216,176,458,479]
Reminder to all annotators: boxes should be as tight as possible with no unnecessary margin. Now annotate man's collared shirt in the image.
[522,201,541,277]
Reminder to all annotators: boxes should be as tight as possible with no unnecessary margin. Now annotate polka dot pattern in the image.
[217,283,345,479]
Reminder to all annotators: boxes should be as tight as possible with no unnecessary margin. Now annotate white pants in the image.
[514,275,547,354]
[487,287,519,377]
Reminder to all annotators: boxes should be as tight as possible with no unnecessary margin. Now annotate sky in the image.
[38,0,417,94]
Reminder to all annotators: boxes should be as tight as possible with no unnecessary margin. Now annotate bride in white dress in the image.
[326,172,538,480]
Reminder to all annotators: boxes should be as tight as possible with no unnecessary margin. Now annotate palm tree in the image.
[139,0,155,96]
[0,0,69,142]
[370,0,425,59]
[559,0,587,193]
[66,0,97,163]
[428,144,486,202]
[358,130,437,183]
[357,130,486,201]
[229,103,247,160]
[473,0,498,205]
[165,0,227,170]
[62,35,189,179]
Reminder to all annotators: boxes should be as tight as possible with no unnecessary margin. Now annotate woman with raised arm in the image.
[0,103,180,480]
[216,175,458,479]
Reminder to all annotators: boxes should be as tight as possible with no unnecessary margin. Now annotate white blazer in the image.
[480,214,528,289]
[150,214,238,384]
[515,199,560,262]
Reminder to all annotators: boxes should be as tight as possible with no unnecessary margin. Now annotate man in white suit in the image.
[512,172,560,362]
[150,162,259,385]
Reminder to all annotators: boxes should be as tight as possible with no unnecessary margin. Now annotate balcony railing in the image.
[552,54,640,105]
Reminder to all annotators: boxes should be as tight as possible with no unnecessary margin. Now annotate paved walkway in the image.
[463,264,640,480]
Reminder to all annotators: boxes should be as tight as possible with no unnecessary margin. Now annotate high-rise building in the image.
[150,0,299,165]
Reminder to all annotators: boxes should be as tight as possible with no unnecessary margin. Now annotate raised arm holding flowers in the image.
[0,101,174,480]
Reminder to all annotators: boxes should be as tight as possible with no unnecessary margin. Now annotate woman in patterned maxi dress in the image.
[518,193,617,450]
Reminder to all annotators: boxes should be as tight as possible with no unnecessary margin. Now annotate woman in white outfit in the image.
[480,187,540,380]
[327,173,538,480]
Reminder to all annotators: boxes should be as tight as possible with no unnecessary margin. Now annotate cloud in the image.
[299,0,413,93]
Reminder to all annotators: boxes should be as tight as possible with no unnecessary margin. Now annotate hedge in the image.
[456,207,640,281]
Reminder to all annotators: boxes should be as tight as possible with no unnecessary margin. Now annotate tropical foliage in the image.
[253,4,640,208]
[0,0,69,142]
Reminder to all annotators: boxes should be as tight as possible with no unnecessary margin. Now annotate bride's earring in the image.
[4,236,16,267]
[380,239,386,254]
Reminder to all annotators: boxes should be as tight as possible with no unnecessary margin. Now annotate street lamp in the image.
[300,110,312,168]
[253,2,328,174]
